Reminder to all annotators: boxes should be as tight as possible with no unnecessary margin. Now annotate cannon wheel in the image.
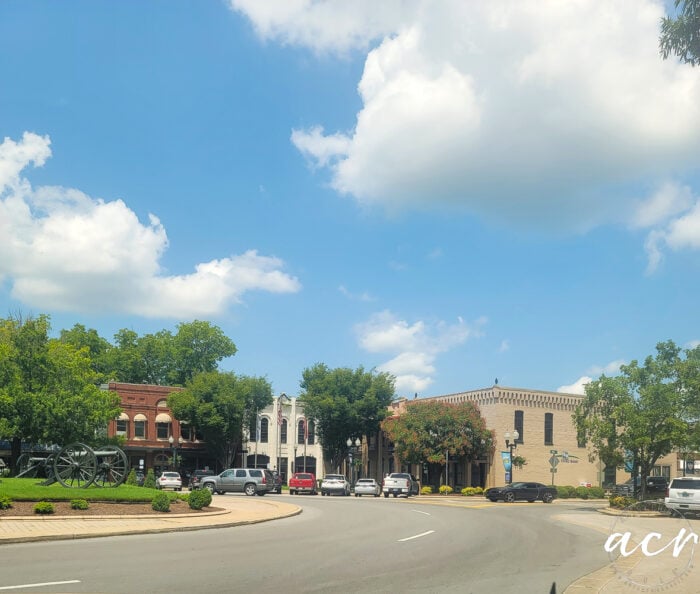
[93,446,129,488]
[16,453,34,476]
[54,443,97,488]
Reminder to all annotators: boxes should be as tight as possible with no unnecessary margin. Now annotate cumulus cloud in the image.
[0,133,301,317]
[235,0,700,253]
[355,310,485,393]
[338,285,374,302]
[557,376,592,396]
[558,359,626,395]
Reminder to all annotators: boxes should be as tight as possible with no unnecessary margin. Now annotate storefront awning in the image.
[118,412,129,421]
[155,413,172,423]
[134,413,147,422]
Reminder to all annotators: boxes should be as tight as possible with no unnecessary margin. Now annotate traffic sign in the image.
[549,455,559,468]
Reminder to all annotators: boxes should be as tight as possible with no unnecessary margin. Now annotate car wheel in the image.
[504,492,515,503]
[290,489,295,495]
[487,498,497,502]
[542,492,554,503]
[374,493,380,497]
[393,493,397,498]
[204,483,215,494]
[383,492,389,498]
[244,483,257,496]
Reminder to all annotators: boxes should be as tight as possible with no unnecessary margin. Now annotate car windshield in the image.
[162,473,179,478]
[296,474,313,480]
[671,479,700,489]
[357,479,373,484]
[325,475,344,480]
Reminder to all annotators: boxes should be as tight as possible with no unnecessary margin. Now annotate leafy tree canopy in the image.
[168,371,272,468]
[381,399,493,466]
[299,363,396,471]
[0,314,121,467]
[660,0,700,66]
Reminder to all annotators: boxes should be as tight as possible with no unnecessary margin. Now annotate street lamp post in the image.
[504,430,519,484]
[346,437,361,488]
[169,435,183,471]
[293,445,298,474]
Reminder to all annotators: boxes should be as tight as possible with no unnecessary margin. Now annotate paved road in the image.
[0,495,609,593]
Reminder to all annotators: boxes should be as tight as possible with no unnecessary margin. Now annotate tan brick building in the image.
[372,384,679,490]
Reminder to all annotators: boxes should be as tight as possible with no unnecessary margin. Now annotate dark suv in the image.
[614,476,668,499]
[189,469,216,490]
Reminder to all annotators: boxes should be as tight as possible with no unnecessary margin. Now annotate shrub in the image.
[152,491,171,512]
[420,485,434,495]
[556,485,578,499]
[461,487,483,496]
[588,486,605,499]
[188,488,212,510]
[575,486,590,500]
[125,468,138,486]
[609,495,636,509]
[439,485,453,495]
[0,495,13,510]
[143,469,156,490]
[34,501,55,515]
[70,499,89,510]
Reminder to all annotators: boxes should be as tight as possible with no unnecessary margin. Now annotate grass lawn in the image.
[0,477,181,502]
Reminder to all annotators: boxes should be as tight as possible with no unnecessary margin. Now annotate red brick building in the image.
[105,382,218,477]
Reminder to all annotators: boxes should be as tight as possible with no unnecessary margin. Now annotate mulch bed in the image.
[0,500,222,517]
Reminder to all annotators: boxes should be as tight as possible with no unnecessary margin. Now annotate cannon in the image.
[16,443,129,488]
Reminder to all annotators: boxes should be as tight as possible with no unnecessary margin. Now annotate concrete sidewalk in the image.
[0,495,301,544]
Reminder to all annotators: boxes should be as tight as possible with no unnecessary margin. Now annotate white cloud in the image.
[558,358,626,395]
[558,376,592,396]
[237,0,700,253]
[499,339,510,353]
[630,182,694,229]
[687,340,700,349]
[0,133,301,317]
[355,310,485,394]
[338,285,374,302]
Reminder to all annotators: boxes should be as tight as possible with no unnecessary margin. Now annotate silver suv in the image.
[665,476,700,514]
[199,468,273,496]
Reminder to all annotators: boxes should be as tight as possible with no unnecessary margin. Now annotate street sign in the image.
[550,450,558,455]
[549,455,559,468]
[550,468,557,473]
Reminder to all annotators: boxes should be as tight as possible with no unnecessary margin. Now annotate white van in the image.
[665,476,700,513]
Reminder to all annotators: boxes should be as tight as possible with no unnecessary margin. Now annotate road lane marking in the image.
[411,509,431,515]
[398,530,435,542]
[0,580,81,590]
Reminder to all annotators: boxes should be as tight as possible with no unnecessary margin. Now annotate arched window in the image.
[280,419,287,444]
[307,420,315,445]
[260,417,269,443]
[134,414,147,439]
[297,419,306,444]
[249,417,257,441]
[116,413,129,437]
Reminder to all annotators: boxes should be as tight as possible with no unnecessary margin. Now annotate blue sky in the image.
[1,1,699,399]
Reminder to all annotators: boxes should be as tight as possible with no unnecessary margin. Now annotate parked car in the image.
[199,468,272,496]
[156,471,182,491]
[614,476,668,499]
[321,474,351,496]
[189,469,216,490]
[270,470,283,494]
[288,472,317,495]
[485,481,556,503]
[354,478,381,497]
[665,476,700,514]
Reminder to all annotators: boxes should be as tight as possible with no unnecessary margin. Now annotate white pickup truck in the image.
[382,472,419,498]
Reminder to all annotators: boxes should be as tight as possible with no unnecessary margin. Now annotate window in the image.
[249,418,257,441]
[297,420,306,444]
[134,420,146,439]
[544,413,553,446]
[116,414,128,437]
[281,419,287,444]
[514,410,524,443]
[180,424,192,441]
[307,420,315,445]
[156,423,169,440]
[260,418,269,443]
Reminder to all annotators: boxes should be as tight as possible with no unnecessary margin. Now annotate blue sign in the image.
[501,451,512,472]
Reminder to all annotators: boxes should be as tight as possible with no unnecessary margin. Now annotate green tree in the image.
[381,400,493,486]
[167,371,272,468]
[574,340,691,498]
[573,374,630,481]
[59,324,112,383]
[299,364,396,472]
[660,1,700,66]
[0,314,121,469]
[169,320,237,386]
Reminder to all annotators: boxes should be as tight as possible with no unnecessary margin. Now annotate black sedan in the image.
[485,482,556,503]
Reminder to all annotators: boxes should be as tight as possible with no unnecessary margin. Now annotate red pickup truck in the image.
[289,472,317,495]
